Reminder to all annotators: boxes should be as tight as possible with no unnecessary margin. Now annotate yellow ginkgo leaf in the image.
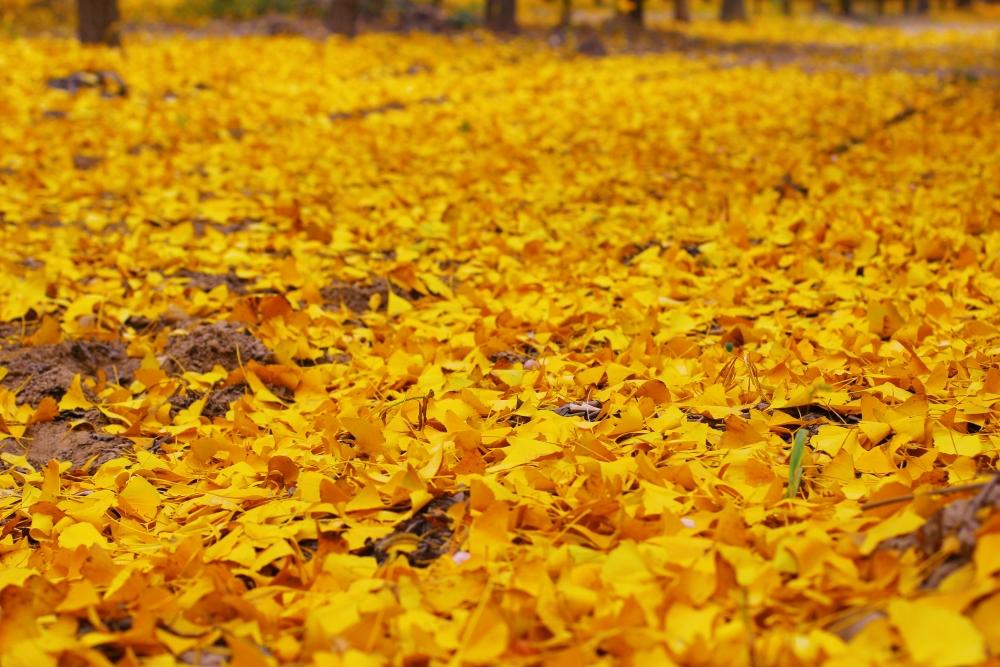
[118,475,162,522]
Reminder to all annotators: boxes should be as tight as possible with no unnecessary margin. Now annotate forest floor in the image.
[0,16,999,667]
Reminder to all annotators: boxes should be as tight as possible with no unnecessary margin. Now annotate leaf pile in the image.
[1,23,999,667]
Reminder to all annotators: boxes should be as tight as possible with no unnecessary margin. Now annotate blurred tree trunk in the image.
[915,0,929,11]
[839,0,852,14]
[363,0,387,20]
[77,0,120,46]
[874,0,884,12]
[622,0,643,29]
[326,0,360,35]
[780,0,791,14]
[485,0,517,32]
[674,0,691,21]
[720,0,747,20]
[955,0,971,7]
[902,0,912,12]
[558,0,572,28]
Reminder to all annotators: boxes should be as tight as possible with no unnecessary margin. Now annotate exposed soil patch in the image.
[878,476,1000,589]
[490,348,537,366]
[295,351,352,367]
[47,70,128,97]
[777,403,862,426]
[329,101,405,121]
[202,383,252,417]
[575,32,608,57]
[0,339,137,405]
[72,154,104,171]
[170,382,249,419]
[174,268,253,294]
[328,95,449,123]
[684,400,763,426]
[0,319,39,348]
[0,409,135,470]
[122,306,199,334]
[162,322,273,374]
[321,278,420,314]
[122,314,160,333]
[169,380,294,419]
[620,239,665,265]
[189,217,257,237]
[352,490,468,567]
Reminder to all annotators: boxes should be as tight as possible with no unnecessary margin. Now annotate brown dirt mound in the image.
[162,322,273,374]
[0,409,135,470]
[0,339,138,405]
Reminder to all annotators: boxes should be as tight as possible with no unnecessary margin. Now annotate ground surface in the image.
[0,19,999,667]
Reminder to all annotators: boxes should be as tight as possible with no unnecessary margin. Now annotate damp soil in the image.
[162,322,273,374]
[0,409,135,470]
[0,339,138,405]
[489,346,538,367]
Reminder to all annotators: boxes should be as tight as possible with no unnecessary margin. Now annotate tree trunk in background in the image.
[558,0,572,28]
[915,0,929,11]
[674,0,691,21]
[780,0,792,14]
[955,0,971,7]
[326,0,360,35]
[838,0,852,15]
[874,0,884,12]
[77,0,120,46]
[620,0,643,30]
[720,0,747,21]
[485,0,517,32]
[362,0,387,20]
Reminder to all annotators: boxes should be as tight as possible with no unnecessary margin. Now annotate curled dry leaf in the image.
[879,476,1000,589]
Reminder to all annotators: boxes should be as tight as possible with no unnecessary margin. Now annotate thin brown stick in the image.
[379,390,435,428]
[860,480,990,511]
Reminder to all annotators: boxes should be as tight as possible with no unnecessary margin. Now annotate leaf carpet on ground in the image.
[0,21,999,667]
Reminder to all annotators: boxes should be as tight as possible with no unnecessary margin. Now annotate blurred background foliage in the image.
[3,0,997,38]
